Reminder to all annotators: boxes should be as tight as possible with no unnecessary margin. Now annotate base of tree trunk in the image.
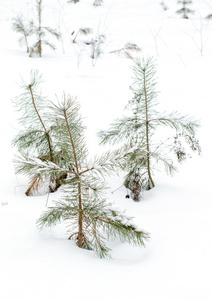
[25,174,67,196]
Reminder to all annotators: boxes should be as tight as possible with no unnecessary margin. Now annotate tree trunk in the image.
[38,0,42,57]
[77,181,83,248]
[64,109,83,248]
[29,84,63,194]
[24,35,29,53]
[143,69,155,189]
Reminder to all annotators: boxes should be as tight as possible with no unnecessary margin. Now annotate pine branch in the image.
[14,154,75,179]
[73,27,93,43]
[152,112,200,136]
[98,116,142,145]
[110,42,141,59]
[12,129,45,150]
[87,148,126,176]
[150,151,177,175]
[37,200,77,229]
[44,26,60,39]
[41,40,57,51]
[206,14,212,20]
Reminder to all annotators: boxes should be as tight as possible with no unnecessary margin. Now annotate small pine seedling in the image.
[29,0,60,57]
[33,95,149,258]
[13,70,67,195]
[93,0,103,6]
[90,34,106,66]
[176,0,194,19]
[160,2,168,11]
[12,15,34,53]
[98,57,200,201]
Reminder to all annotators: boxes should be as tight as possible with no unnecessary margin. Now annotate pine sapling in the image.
[12,15,34,53]
[90,34,106,66]
[98,57,200,201]
[176,0,194,19]
[160,2,168,11]
[93,0,103,6]
[24,95,150,258]
[29,0,60,57]
[13,70,66,195]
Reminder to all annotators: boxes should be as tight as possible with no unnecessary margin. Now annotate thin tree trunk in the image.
[38,0,42,57]
[28,84,62,194]
[143,70,155,189]
[77,181,83,248]
[38,40,42,57]
[29,85,46,131]
[63,109,83,248]
[29,85,54,161]
[24,34,29,53]
[73,30,80,43]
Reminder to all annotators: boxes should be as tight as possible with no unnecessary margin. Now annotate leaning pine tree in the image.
[12,15,34,53]
[98,57,201,201]
[12,70,66,195]
[15,95,149,258]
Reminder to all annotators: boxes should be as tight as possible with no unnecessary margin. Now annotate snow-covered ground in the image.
[0,0,212,299]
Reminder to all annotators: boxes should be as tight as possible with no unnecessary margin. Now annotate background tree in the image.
[90,33,106,66]
[12,70,66,195]
[176,0,194,19]
[15,95,149,258]
[160,2,168,11]
[205,14,212,20]
[67,0,80,3]
[12,15,34,53]
[67,0,103,4]
[30,0,60,57]
[93,0,103,6]
[98,57,200,201]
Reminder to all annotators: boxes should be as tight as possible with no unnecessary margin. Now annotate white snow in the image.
[0,0,212,299]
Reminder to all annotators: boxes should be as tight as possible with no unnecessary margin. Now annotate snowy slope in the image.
[0,0,212,299]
